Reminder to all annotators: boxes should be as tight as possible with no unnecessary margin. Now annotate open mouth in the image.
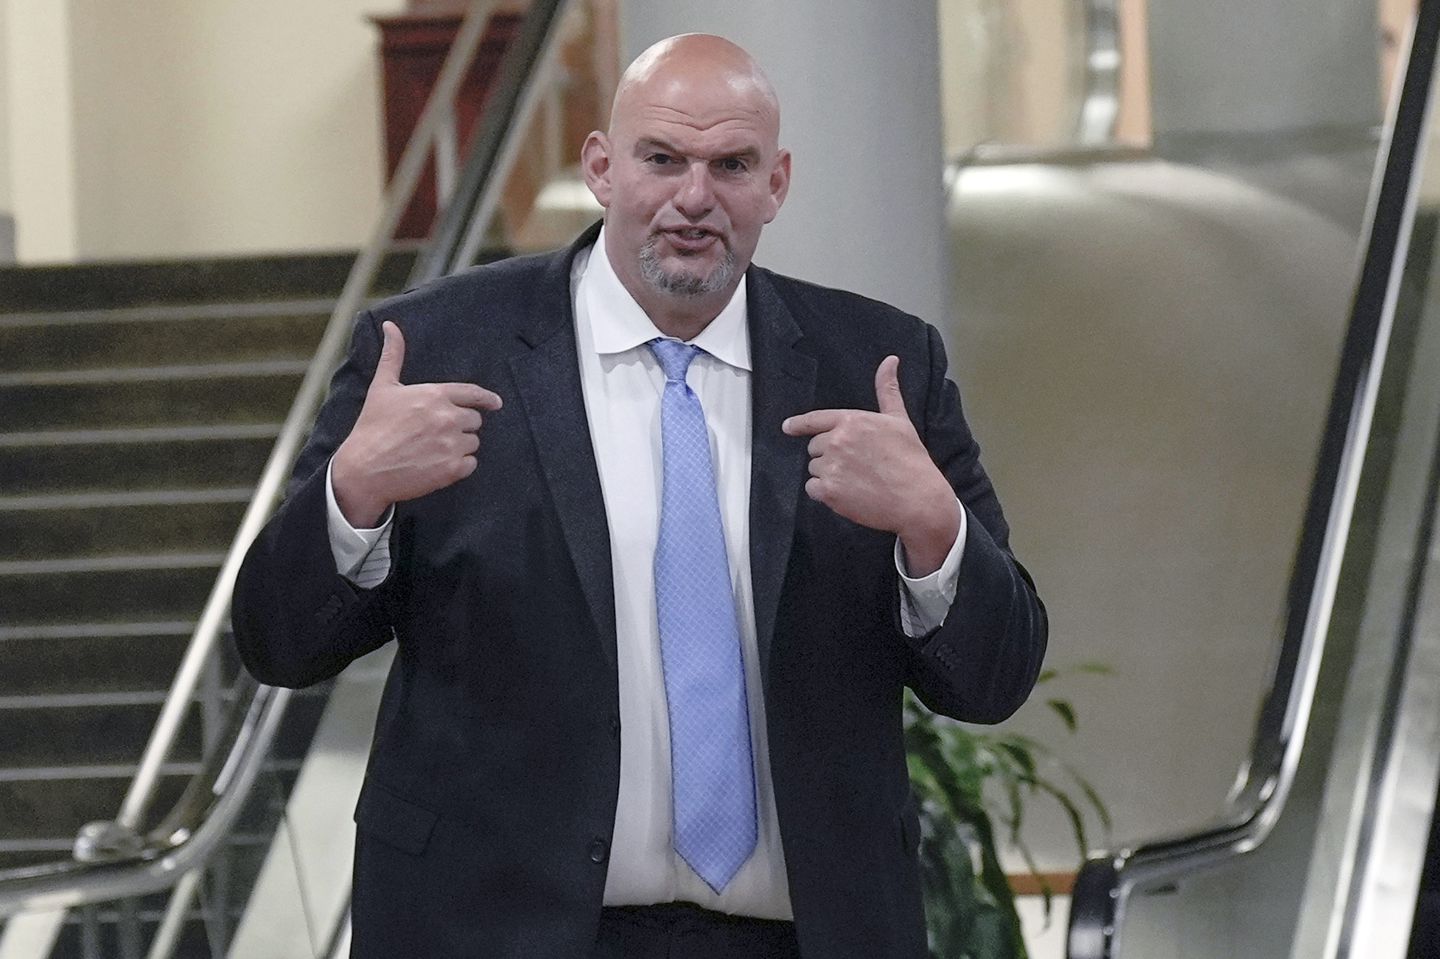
[660,228,720,252]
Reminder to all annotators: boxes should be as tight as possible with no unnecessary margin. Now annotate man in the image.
[234,33,1045,959]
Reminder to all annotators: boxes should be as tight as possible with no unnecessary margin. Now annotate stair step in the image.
[0,424,282,496]
[0,554,221,625]
[0,761,304,843]
[0,689,325,784]
[0,249,416,313]
[0,300,333,374]
[0,700,206,769]
[0,769,192,844]
[0,489,251,561]
[0,360,308,432]
[2,714,318,846]
[0,622,196,697]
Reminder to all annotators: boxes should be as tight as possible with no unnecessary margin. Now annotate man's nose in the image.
[673,161,716,217]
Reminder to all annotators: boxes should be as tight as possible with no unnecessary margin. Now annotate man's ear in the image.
[764,149,792,223]
[581,132,613,208]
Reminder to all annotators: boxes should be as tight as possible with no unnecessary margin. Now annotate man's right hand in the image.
[331,320,503,528]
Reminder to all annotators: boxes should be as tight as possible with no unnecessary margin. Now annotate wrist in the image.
[897,484,960,577]
[332,443,388,528]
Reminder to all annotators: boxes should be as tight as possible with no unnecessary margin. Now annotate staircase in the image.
[0,251,411,955]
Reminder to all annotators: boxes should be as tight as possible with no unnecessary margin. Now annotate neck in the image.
[622,275,740,342]
[644,300,725,341]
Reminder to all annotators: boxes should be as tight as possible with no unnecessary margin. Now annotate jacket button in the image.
[609,716,620,739]
[589,839,608,864]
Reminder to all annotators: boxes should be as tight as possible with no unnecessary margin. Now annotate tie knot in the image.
[648,338,701,384]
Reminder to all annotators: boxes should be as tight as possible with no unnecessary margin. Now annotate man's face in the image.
[582,61,790,319]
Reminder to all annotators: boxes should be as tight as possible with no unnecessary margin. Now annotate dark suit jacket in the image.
[232,223,1047,958]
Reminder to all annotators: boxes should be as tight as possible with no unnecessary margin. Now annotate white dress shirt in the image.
[323,230,966,918]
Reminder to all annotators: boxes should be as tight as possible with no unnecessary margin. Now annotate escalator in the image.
[1064,0,1440,956]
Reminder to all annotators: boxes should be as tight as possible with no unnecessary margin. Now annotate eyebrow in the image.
[634,137,762,163]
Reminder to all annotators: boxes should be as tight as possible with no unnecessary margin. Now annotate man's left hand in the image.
[783,356,960,576]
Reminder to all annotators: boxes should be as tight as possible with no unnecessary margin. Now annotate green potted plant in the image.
[905,664,1111,959]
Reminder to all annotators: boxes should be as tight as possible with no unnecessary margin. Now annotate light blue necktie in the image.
[648,337,757,893]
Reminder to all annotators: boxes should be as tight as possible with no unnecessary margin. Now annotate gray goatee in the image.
[638,234,736,298]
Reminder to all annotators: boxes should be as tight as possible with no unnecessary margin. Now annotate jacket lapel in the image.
[508,225,618,668]
[746,268,817,681]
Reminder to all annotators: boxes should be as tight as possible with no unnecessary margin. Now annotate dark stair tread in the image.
[0,249,416,313]
[0,490,251,562]
[0,769,193,843]
[0,628,198,697]
[0,694,324,786]
[0,701,207,769]
[0,362,306,432]
[0,425,280,497]
[0,761,305,841]
[0,302,331,374]
[0,558,222,625]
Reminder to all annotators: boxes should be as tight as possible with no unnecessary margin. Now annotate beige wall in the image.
[5,0,80,261]
[8,0,402,263]
[0,0,11,217]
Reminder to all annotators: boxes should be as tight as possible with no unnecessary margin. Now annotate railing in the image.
[0,0,575,951]
[1064,2,1440,955]
[1076,0,1122,146]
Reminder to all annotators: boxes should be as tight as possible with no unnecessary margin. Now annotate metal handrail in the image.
[1064,2,1440,955]
[0,684,290,915]
[414,0,574,282]
[0,0,575,922]
[1076,0,1122,146]
[115,0,501,840]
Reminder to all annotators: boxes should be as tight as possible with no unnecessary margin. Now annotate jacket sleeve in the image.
[230,308,398,688]
[899,322,1048,723]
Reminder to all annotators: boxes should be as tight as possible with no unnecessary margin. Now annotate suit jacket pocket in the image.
[354,779,439,856]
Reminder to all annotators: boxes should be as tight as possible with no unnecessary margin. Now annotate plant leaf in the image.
[1046,698,1077,733]
[1066,766,1114,833]
[994,740,1039,781]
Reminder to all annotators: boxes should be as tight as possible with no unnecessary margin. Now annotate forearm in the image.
[902,507,1047,723]
[232,465,394,688]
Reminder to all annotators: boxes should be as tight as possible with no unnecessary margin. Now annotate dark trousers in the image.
[593,903,801,958]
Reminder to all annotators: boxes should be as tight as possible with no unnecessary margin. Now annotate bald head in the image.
[609,34,781,147]
[580,34,791,339]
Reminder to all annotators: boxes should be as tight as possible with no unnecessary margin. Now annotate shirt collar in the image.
[581,226,752,372]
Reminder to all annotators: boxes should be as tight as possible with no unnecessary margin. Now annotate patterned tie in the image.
[648,337,757,893]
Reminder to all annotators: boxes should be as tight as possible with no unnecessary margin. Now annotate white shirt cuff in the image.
[325,458,394,588]
[896,499,967,638]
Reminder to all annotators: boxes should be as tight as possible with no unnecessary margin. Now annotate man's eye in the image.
[646,154,676,165]
[718,158,748,173]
